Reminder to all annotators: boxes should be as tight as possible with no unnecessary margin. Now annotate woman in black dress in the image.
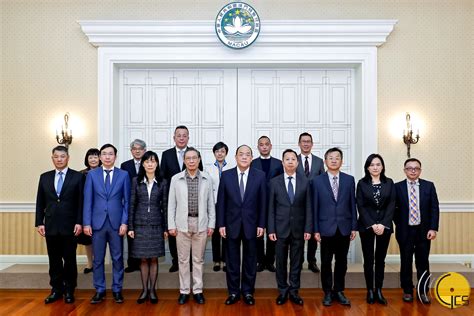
[78,148,101,274]
[356,154,395,305]
[128,151,168,304]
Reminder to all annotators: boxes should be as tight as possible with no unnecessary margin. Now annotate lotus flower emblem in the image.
[224,16,252,35]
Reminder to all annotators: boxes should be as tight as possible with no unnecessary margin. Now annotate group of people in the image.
[35,125,440,307]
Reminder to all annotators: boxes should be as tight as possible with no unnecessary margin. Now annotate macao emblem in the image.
[215,2,260,49]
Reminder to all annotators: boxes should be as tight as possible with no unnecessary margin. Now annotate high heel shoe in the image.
[149,289,158,304]
[366,289,374,304]
[137,290,148,304]
[375,288,387,305]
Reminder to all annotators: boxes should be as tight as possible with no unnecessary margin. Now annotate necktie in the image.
[288,176,295,204]
[331,176,338,201]
[135,161,140,174]
[105,170,112,194]
[409,181,420,225]
[178,150,184,170]
[239,172,245,201]
[56,171,64,196]
[304,156,310,177]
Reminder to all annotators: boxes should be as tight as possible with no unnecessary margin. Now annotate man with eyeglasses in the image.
[394,158,439,304]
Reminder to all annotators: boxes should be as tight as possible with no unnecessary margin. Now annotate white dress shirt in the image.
[284,172,296,192]
[237,167,249,191]
[300,154,312,172]
[54,167,68,192]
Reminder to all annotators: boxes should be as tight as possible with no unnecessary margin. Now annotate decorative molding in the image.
[1,202,473,212]
[78,20,398,48]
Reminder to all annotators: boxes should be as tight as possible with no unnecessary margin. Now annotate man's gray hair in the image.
[130,139,147,150]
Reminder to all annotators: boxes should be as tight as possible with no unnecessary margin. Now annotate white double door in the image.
[120,68,354,174]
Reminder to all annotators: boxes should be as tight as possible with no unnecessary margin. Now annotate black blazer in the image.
[251,157,284,182]
[35,169,84,236]
[356,178,396,232]
[160,147,203,182]
[267,174,312,239]
[121,159,138,182]
[393,179,440,243]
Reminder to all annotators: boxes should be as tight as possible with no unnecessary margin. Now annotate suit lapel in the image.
[252,158,262,170]
[109,167,120,195]
[48,171,56,195]
[400,180,409,209]
[277,175,291,204]
[243,168,255,202]
[323,172,336,202]
[59,170,73,197]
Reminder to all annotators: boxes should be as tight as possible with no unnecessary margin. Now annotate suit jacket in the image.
[393,179,440,243]
[120,159,138,182]
[313,172,358,237]
[356,178,396,232]
[267,174,312,239]
[297,153,325,182]
[160,147,204,182]
[83,167,131,231]
[167,170,215,232]
[35,169,84,236]
[251,157,284,182]
[216,167,267,239]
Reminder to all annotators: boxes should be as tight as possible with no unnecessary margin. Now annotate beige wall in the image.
[1,1,472,255]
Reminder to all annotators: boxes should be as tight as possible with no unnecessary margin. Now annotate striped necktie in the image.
[409,181,420,225]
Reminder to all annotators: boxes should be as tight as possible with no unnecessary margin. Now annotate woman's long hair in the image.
[136,151,163,184]
[362,153,387,183]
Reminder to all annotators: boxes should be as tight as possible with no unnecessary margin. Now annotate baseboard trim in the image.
[0,255,88,264]
[386,254,474,266]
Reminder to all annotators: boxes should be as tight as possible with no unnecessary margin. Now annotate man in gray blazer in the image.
[168,147,215,305]
[268,149,312,306]
[296,132,325,273]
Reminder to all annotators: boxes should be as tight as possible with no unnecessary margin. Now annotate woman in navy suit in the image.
[356,154,395,305]
[128,151,168,304]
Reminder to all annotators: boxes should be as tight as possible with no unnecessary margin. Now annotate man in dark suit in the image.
[217,145,267,306]
[313,147,357,307]
[394,158,439,304]
[160,125,203,272]
[120,138,146,273]
[35,145,84,304]
[83,144,130,304]
[297,132,325,273]
[268,149,312,306]
[250,135,283,272]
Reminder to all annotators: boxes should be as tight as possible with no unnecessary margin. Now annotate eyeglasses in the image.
[405,167,421,172]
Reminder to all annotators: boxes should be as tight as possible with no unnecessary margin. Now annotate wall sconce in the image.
[56,112,73,147]
[402,112,419,158]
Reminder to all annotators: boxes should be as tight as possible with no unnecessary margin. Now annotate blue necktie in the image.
[288,176,295,204]
[239,172,245,201]
[56,171,64,196]
[105,170,112,194]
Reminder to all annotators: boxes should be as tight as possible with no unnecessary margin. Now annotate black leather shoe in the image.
[366,289,375,304]
[289,294,304,305]
[213,262,221,272]
[419,294,431,304]
[149,289,158,304]
[402,293,414,302]
[83,267,93,274]
[257,263,265,272]
[223,264,227,272]
[113,291,124,303]
[64,292,75,304]
[45,292,62,304]
[169,264,179,273]
[193,293,205,304]
[375,288,387,305]
[243,294,255,305]
[225,294,240,305]
[90,292,106,304]
[322,293,332,306]
[178,293,190,305]
[276,294,287,305]
[266,264,276,272]
[308,262,320,273]
[334,291,351,306]
[137,290,148,304]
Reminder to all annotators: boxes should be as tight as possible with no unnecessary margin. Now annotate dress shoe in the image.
[225,294,240,305]
[193,293,205,304]
[44,292,62,304]
[266,264,276,272]
[257,263,265,272]
[83,267,93,274]
[402,293,414,302]
[276,294,287,305]
[137,290,148,304]
[322,292,332,306]
[113,291,124,303]
[419,293,431,304]
[375,288,387,305]
[213,262,221,272]
[178,293,190,305]
[223,264,227,272]
[289,294,304,305]
[366,289,375,304]
[243,294,255,305]
[64,292,75,304]
[149,289,158,304]
[90,292,106,304]
[308,262,320,273]
[334,291,351,306]
[169,264,179,273]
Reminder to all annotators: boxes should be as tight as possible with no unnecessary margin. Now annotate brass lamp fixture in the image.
[56,112,73,147]
[402,112,419,158]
